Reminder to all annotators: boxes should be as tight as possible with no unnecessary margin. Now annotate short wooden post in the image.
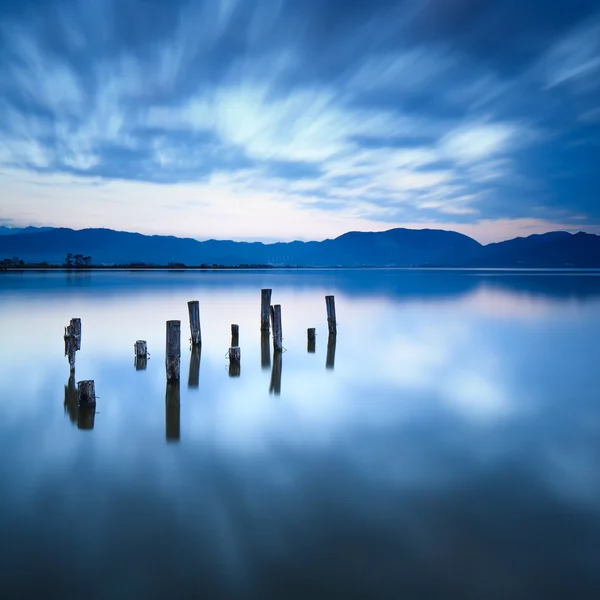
[188,346,201,389]
[261,289,272,332]
[77,380,96,407]
[228,346,241,377]
[326,333,337,370]
[269,350,282,395]
[231,324,239,348]
[70,318,81,350]
[261,331,271,370]
[271,304,283,352]
[166,320,181,381]
[187,300,201,347]
[64,325,76,375]
[326,295,337,335]
[165,381,180,442]
[307,328,316,353]
[134,340,148,370]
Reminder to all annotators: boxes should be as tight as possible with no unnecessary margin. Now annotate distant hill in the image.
[0,226,599,268]
[0,226,53,236]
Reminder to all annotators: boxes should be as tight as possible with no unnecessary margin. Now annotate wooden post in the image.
[269,349,282,395]
[188,346,201,389]
[307,328,316,353]
[261,331,271,370]
[231,324,239,348]
[326,333,337,370]
[166,320,181,381]
[228,346,241,377]
[134,340,148,370]
[187,300,201,347]
[77,380,96,407]
[70,318,81,350]
[326,295,337,335]
[165,381,180,442]
[64,325,76,375]
[271,304,283,352]
[261,289,272,332]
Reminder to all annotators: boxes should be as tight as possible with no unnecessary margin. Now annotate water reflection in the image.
[165,381,180,442]
[269,350,282,395]
[134,355,148,371]
[188,346,201,388]
[77,406,95,430]
[261,331,271,370]
[63,375,78,424]
[326,333,337,370]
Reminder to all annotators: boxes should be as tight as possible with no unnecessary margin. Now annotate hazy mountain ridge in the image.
[0,226,599,268]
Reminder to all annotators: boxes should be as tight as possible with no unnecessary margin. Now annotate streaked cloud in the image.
[0,0,599,240]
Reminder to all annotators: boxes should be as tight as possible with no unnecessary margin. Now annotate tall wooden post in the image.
[326,295,337,335]
[78,406,95,430]
[271,304,283,352]
[165,381,180,442]
[261,289,272,332]
[261,331,271,370]
[166,320,181,381]
[70,318,81,350]
[307,328,316,353]
[187,301,201,347]
[231,324,239,348]
[228,346,241,377]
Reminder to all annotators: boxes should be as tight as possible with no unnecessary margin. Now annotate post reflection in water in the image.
[165,381,180,442]
[326,333,337,370]
[261,331,271,370]
[269,350,282,395]
[188,346,201,388]
[134,356,147,371]
[77,406,95,430]
[63,375,78,424]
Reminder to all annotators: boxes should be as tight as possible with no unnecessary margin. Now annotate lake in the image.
[1,269,599,599]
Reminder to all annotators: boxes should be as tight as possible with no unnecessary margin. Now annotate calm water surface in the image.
[1,269,599,598]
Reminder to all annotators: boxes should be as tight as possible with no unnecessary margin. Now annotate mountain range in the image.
[0,226,599,268]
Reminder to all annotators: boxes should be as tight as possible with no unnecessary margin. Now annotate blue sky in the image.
[0,0,599,242]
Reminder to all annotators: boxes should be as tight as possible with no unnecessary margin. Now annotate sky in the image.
[0,0,599,244]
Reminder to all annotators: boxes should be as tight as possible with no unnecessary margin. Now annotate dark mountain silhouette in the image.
[0,226,53,236]
[0,226,599,267]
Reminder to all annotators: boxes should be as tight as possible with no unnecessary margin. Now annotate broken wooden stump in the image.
[134,340,148,370]
[326,333,337,370]
[271,304,283,352]
[166,320,181,381]
[261,289,272,332]
[307,328,316,353]
[326,295,337,335]
[261,331,271,370]
[77,380,96,407]
[165,381,180,442]
[231,324,239,348]
[228,346,241,377]
[269,349,282,395]
[187,300,201,347]
[188,345,201,389]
